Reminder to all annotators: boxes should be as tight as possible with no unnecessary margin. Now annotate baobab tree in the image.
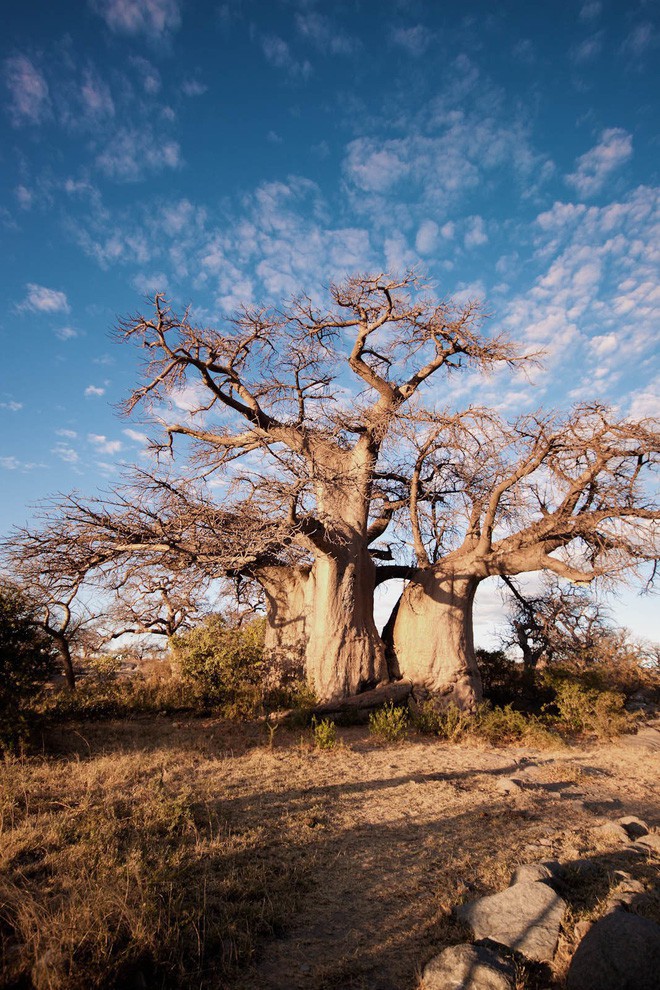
[101,273,520,700]
[389,405,659,707]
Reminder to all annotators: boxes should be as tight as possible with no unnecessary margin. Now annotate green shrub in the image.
[412,700,472,741]
[171,614,266,711]
[311,717,337,750]
[369,701,409,743]
[475,702,559,747]
[549,678,634,739]
[0,581,56,750]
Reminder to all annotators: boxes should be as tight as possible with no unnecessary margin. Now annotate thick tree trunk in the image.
[304,543,388,702]
[255,566,312,685]
[392,567,482,710]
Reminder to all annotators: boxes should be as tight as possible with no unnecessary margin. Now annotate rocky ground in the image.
[4,717,659,990]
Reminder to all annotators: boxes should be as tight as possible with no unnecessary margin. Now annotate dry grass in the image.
[1,716,658,990]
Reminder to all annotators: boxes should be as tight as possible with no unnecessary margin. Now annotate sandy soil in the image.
[43,716,660,990]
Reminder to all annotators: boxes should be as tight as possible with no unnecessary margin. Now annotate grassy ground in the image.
[1,716,658,990]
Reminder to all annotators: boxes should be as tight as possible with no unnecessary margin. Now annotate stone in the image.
[456,881,567,963]
[592,822,630,844]
[509,861,560,886]
[496,777,523,795]
[621,726,660,752]
[617,816,649,839]
[567,911,660,990]
[422,943,515,990]
[631,833,660,856]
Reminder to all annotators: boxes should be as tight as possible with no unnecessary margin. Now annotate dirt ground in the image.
[36,716,660,990]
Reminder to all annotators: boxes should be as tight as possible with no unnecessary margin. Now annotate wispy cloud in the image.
[1,456,42,471]
[84,385,106,397]
[90,0,181,38]
[96,126,181,181]
[295,12,358,56]
[579,1,601,22]
[570,32,602,64]
[621,22,657,59]
[20,283,70,313]
[0,401,23,412]
[4,55,50,126]
[261,36,311,79]
[181,78,207,97]
[55,326,78,340]
[390,25,433,56]
[51,442,80,463]
[88,433,122,454]
[566,128,632,198]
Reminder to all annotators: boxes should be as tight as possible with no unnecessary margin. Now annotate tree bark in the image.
[304,542,388,702]
[392,566,482,710]
[255,565,312,685]
[52,631,76,690]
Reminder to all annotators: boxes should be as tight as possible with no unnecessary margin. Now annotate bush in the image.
[369,702,409,743]
[0,581,56,749]
[171,614,266,712]
[412,700,473,741]
[548,677,634,739]
[311,717,337,749]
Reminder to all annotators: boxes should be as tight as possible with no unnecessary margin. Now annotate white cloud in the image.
[55,326,78,340]
[91,0,181,37]
[181,78,207,96]
[4,55,50,126]
[96,127,181,181]
[294,12,358,56]
[88,433,122,454]
[80,69,115,119]
[579,1,601,21]
[56,429,78,438]
[0,456,41,471]
[85,385,106,397]
[390,25,433,56]
[571,33,602,63]
[566,128,633,198]
[15,185,33,209]
[0,401,22,411]
[622,22,657,58]
[51,443,80,463]
[261,36,311,79]
[20,283,70,313]
[415,219,439,255]
[132,271,169,295]
[464,215,488,249]
[123,427,149,444]
[130,56,162,94]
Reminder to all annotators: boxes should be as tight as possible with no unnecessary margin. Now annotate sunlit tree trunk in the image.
[304,542,387,701]
[392,567,482,710]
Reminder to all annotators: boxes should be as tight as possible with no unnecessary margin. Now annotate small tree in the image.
[0,580,56,745]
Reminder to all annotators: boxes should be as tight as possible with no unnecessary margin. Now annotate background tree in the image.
[0,580,56,746]
[390,405,659,707]
[501,574,611,676]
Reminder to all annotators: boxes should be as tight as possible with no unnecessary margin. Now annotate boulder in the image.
[617,816,649,839]
[422,943,515,990]
[567,911,660,990]
[509,861,560,887]
[631,833,660,856]
[456,881,566,963]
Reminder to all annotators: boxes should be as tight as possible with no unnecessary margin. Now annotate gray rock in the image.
[456,881,566,963]
[422,943,515,990]
[567,911,660,990]
[496,777,523,795]
[509,861,560,886]
[617,815,649,839]
[632,832,660,856]
[592,821,630,844]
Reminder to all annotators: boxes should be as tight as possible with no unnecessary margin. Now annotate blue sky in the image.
[1,0,659,642]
